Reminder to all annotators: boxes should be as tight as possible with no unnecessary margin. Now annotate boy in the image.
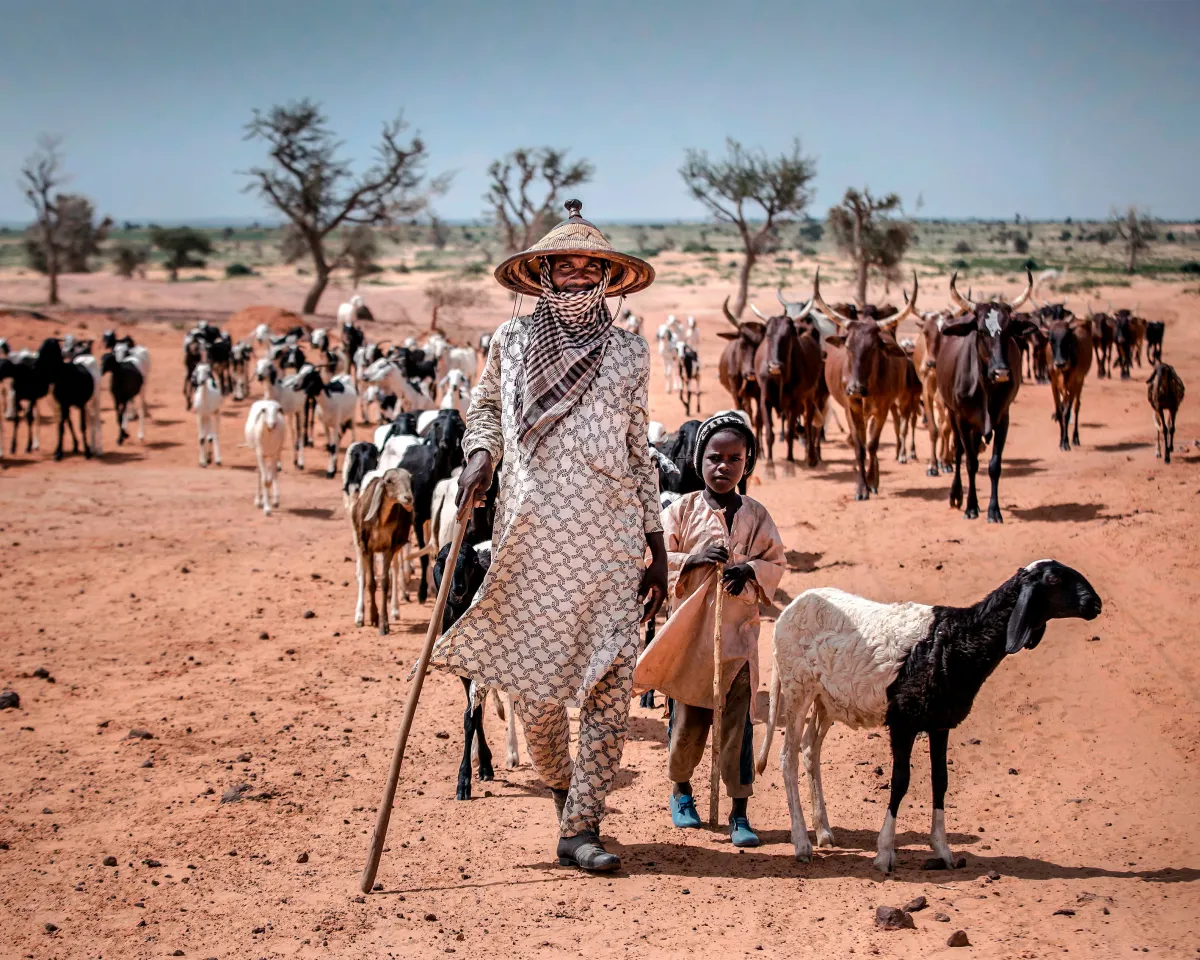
[634,412,786,847]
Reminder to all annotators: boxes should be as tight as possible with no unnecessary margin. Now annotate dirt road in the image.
[1,274,1198,958]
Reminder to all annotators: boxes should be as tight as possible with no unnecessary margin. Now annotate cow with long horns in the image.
[717,297,766,449]
[812,269,919,500]
[745,298,824,465]
[936,270,1037,522]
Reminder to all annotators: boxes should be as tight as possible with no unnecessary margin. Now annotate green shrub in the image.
[682,242,715,253]
[224,262,256,277]
[950,258,969,269]
[953,240,972,254]
[1180,261,1200,274]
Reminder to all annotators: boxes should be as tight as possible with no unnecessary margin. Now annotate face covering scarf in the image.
[517,259,613,454]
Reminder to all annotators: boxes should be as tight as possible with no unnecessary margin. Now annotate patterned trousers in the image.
[515,653,635,838]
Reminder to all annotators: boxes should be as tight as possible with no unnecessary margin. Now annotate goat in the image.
[36,339,96,460]
[0,350,48,455]
[432,541,521,800]
[657,319,681,393]
[101,352,145,445]
[191,363,224,467]
[757,560,1101,869]
[438,369,472,417]
[245,400,286,515]
[256,359,307,469]
[72,353,104,457]
[301,368,358,478]
[675,341,701,416]
[230,340,254,400]
[349,467,414,635]
[362,357,436,415]
[1147,363,1185,464]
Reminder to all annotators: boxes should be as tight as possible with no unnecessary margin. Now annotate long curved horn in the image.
[792,296,814,322]
[778,286,814,321]
[1006,268,1034,310]
[777,287,795,310]
[721,296,742,331]
[949,272,975,312]
[749,302,770,322]
[810,268,854,329]
[880,271,918,328]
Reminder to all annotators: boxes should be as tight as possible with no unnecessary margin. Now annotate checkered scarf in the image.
[517,259,613,453]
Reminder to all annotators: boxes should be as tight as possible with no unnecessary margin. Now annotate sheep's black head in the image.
[1007,560,1102,655]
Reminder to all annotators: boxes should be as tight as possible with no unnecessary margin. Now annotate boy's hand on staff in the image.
[683,542,728,574]
[640,532,669,623]
[721,563,755,596]
[456,450,493,514]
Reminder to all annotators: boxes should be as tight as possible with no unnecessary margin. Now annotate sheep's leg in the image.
[474,695,495,784]
[269,456,280,509]
[874,725,916,874]
[211,415,222,466]
[54,406,66,461]
[294,414,305,469]
[457,678,476,801]
[197,414,208,467]
[378,547,393,636]
[79,406,91,459]
[363,551,379,627]
[779,691,815,862]
[1165,408,1176,464]
[801,702,834,848]
[1154,410,1164,460]
[137,392,146,440]
[504,694,519,769]
[353,541,367,627]
[64,405,80,454]
[253,448,266,511]
[927,728,956,868]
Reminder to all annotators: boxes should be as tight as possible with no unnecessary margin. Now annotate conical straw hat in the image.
[494,200,655,297]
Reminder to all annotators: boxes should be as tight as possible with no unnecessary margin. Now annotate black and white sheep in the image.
[756,560,1101,870]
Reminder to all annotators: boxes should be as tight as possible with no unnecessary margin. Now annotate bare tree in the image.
[1111,205,1156,274]
[424,277,488,333]
[485,148,594,253]
[20,136,68,304]
[680,137,817,317]
[339,225,379,288]
[827,188,913,306]
[242,99,448,314]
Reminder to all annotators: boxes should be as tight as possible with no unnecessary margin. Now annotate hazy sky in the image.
[2,0,1197,223]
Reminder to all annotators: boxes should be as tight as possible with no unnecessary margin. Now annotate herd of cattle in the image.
[714,267,1184,522]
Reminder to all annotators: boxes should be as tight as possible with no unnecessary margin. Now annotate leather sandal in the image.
[556,831,620,872]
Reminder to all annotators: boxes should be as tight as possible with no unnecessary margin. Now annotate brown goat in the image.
[1147,363,1185,464]
[351,467,415,635]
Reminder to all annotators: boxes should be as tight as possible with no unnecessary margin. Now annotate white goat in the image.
[245,400,285,515]
[114,342,152,426]
[192,363,224,467]
[362,358,435,414]
[256,358,306,469]
[438,369,471,417]
[72,354,104,457]
[314,374,358,478]
[657,319,681,393]
[442,346,478,386]
[337,295,366,327]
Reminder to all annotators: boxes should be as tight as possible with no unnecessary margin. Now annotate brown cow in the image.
[1111,308,1145,380]
[1043,311,1094,451]
[1087,304,1115,378]
[813,269,918,500]
[913,311,957,476]
[746,299,823,464]
[717,297,765,447]
[1147,363,1185,463]
[936,270,1037,522]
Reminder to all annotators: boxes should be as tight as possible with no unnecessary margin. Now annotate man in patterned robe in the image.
[434,202,667,872]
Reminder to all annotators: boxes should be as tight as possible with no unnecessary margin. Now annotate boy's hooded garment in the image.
[634,491,785,715]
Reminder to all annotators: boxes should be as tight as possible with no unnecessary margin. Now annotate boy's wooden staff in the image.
[359,505,470,894]
[709,564,726,828]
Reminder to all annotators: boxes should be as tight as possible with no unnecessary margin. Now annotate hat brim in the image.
[493,248,655,297]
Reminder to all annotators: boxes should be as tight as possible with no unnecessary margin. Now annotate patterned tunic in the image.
[431,317,662,706]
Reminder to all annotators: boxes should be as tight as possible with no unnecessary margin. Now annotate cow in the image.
[1147,363,1185,464]
[716,297,766,448]
[1111,308,1145,380]
[1043,310,1094,451]
[811,269,919,500]
[1087,305,1115,379]
[747,299,824,466]
[1145,320,1165,364]
[913,311,956,476]
[936,270,1036,523]
[894,355,922,465]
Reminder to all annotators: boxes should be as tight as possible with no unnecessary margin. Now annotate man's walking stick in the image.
[360,506,470,894]
[709,565,726,829]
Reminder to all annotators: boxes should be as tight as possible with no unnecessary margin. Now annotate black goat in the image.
[0,351,50,455]
[36,339,96,460]
[658,419,704,495]
[431,541,501,800]
[101,352,145,445]
[397,410,466,603]
[1145,320,1165,364]
[1148,363,1185,464]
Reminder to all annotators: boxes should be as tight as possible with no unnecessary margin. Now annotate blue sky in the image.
[1,0,1197,223]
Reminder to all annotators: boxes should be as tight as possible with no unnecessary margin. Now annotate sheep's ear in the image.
[1006,581,1046,654]
[361,477,385,525]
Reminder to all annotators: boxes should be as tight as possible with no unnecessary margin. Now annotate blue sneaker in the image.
[670,793,702,828]
[729,815,760,847]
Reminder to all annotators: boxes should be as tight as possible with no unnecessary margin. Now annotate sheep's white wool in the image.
[772,588,936,729]
[378,434,422,471]
[1024,558,1054,571]
[647,421,667,446]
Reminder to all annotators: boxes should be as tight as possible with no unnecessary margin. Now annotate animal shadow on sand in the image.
[287,506,335,520]
[1094,440,1151,453]
[892,486,946,502]
[144,440,180,450]
[1009,502,1109,523]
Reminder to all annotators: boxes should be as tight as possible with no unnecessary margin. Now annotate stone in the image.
[302,610,315,619]
[259,632,269,640]
[904,896,927,913]
[934,912,951,922]
[947,930,970,947]
[297,852,309,863]
[103,856,117,867]
[128,729,154,740]
[44,922,59,933]
[0,691,20,710]
[33,667,51,679]
[987,869,1001,881]
[874,906,915,931]
[221,784,251,803]
[1053,908,1076,917]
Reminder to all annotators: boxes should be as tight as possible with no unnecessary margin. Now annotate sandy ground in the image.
[1,270,1199,959]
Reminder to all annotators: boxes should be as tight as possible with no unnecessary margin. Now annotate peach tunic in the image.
[634,491,785,714]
